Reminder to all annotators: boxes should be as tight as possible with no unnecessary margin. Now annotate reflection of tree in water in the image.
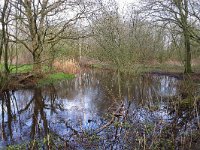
[78,71,200,149]
[1,91,13,142]
[120,77,200,149]
[0,70,200,149]
[30,88,49,140]
[0,87,59,148]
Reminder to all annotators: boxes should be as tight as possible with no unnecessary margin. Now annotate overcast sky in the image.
[115,0,139,15]
[117,0,139,5]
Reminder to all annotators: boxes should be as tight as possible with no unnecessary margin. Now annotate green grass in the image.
[10,64,51,73]
[0,64,2,70]
[10,64,33,73]
[5,133,67,150]
[127,63,185,74]
[0,64,32,73]
[38,72,75,86]
[91,64,104,69]
[7,143,27,150]
[0,64,75,88]
[0,64,51,73]
[89,62,186,74]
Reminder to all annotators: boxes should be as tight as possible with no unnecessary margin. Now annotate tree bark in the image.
[1,0,10,74]
[32,51,42,74]
[177,0,192,73]
[183,30,192,73]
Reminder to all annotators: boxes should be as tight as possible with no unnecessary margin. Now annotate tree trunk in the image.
[184,30,192,73]
[4,36,9,73]
[0,33,3,63]
[4,21,9,73]
[32,36,42,74]
[178,0,192,73]
[32,51,42,74]
[1,0,10,74]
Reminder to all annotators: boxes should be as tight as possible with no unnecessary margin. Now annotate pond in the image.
[0,69,200,149]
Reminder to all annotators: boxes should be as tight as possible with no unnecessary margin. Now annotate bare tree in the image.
[8,0,93,73]
[0,0,11,73]
[90,0,167,71]
[140,0,194,73]
[187,0,200,45]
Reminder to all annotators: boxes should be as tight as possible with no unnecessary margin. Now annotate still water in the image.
[0,69,200,149]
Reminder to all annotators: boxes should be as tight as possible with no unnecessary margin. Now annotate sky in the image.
[117,0,139,5]
[115,0,140,15]
[102,0,139,8]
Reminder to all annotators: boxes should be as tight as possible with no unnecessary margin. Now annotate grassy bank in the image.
[0,64,50,74]
[89,61,200,74]
[38,72,75,86]
[0,64,76,90]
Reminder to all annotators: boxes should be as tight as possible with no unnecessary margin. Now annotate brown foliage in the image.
[53,59,80,74]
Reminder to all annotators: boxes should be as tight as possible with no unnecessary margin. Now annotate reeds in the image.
[53,59,80,74]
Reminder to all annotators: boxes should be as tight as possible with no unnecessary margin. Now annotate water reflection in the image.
[0,69,200,149]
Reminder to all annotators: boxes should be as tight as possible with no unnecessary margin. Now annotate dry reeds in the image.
[53,59,80,74]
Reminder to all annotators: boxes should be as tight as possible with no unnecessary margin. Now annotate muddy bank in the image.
[1,71,76,91]
[0,73,41,91]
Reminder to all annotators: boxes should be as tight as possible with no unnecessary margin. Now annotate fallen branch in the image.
[17,74,35,83]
